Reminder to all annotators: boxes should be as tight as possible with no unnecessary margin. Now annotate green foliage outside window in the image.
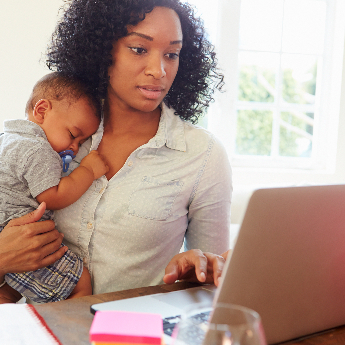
[236,63,316,157]
[236,109,273,155]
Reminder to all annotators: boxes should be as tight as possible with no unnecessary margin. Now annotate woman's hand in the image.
[163,249,230,287]
[0,202,67,277]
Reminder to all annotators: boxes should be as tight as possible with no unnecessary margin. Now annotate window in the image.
[189,0,345,173]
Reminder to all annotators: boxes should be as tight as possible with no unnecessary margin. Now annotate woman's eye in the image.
[166,52,179,60]
[130,47,146,55]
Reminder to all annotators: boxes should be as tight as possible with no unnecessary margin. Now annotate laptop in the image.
[91,184,345,344]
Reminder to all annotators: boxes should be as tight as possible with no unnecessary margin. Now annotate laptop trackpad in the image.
[152,286,216,309]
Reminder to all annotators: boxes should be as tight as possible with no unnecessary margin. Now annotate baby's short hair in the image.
[26,72,101,118]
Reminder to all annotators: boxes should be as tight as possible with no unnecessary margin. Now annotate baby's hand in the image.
[80,150,109,179]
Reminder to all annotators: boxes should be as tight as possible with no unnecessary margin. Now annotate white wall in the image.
[0,1,64,128]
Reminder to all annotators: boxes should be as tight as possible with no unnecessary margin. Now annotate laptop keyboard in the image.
[163,311,211,337]
[163,315,182,336]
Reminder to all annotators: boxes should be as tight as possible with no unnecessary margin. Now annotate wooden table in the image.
[35,282,345,345]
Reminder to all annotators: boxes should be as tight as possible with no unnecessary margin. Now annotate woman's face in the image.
[107,6,183,113]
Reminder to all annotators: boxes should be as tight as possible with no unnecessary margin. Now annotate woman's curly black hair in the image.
[46,0,224,123]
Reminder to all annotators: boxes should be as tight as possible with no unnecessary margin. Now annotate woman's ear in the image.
[32,99,51,124]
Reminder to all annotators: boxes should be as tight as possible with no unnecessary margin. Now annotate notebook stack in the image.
[90,310,164,345]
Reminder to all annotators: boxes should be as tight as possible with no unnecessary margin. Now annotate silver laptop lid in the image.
[214,185,345,344]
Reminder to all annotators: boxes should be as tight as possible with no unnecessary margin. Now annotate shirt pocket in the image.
[128,176,183,220]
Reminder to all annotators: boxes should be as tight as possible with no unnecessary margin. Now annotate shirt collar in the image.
[89,103,186,152]
[148,103,186,152]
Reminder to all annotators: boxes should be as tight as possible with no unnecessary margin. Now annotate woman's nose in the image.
[145,54,166,79]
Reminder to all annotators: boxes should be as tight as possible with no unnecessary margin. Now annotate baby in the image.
[0,72,108,303]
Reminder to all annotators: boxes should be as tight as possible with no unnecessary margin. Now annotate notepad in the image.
[0,304,62,345]
[90,310,163,345]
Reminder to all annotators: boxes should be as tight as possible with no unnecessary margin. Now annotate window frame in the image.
[207,0,345,173]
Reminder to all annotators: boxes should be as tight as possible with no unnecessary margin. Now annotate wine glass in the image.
[170,302,267,345]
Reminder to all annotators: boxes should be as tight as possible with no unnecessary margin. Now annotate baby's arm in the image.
[36,150,108,210]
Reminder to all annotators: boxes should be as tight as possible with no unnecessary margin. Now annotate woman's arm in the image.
[36,151,108,210]
[185,137,232,254]
[164,137,232,286]
[0,203,66,278]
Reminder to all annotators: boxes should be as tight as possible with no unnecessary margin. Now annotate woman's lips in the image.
[138,86,164,100]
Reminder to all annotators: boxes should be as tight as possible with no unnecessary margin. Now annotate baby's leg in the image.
[67,267,92,299]
[0,283,22,304]
[0,221,85,302]
[5,247,84,303]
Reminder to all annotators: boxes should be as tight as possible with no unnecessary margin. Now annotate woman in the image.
[0,0,232,295]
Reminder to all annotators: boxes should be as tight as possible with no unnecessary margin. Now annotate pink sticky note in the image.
[89,310,163,344]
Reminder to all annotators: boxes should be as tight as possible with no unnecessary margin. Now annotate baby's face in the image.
[41,97,100,155]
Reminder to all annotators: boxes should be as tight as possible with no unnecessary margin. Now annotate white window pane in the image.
[281,54,318,104]
[239,0,284,52]
[282,0,327,54]
[279,111,313,157]
[238,52,279,102]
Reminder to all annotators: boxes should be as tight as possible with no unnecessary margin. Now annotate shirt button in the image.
[99,187,105,194]
[87,222,93,229]
[128,161,133,167]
